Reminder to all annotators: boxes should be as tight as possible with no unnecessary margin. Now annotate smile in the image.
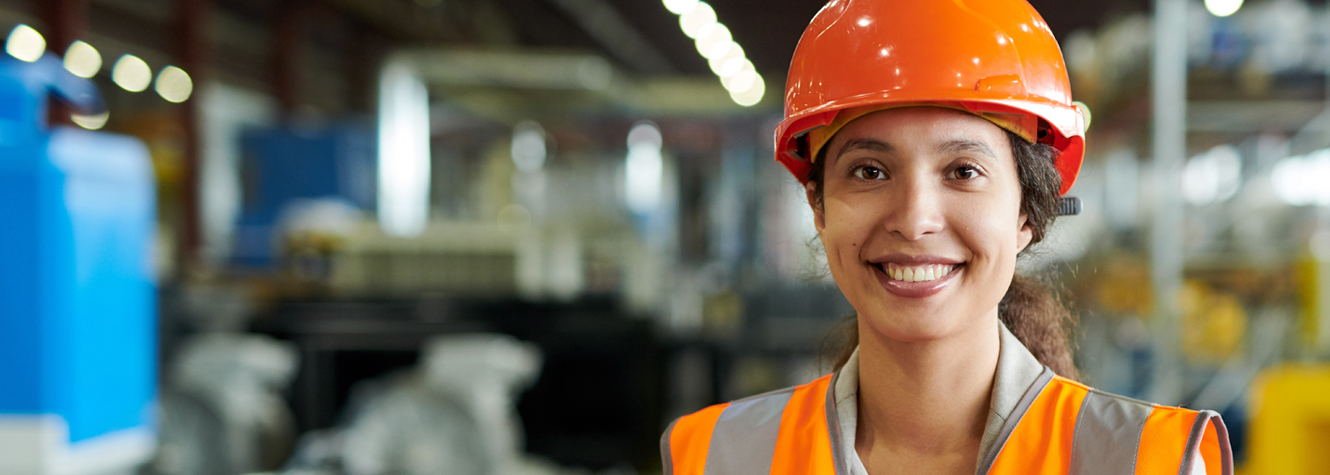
[879,263,955,283]
[870,261,964,299]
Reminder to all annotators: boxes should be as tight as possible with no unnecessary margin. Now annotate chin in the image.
[856,302,973,344]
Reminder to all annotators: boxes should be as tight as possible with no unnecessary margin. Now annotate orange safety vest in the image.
[662,368,1233,475]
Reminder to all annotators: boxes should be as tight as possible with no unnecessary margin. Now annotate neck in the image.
[854,313,1000,466]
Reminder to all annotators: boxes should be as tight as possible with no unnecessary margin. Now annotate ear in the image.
[805,181,826,233]
[1016,213,1034,253]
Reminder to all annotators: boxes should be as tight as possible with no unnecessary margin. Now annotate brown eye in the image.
[854,166,886,180]
[952,166,978,180]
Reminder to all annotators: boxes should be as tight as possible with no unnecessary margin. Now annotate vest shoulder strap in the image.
[1136,406,1234,475]
[984,371,1234,475]
[661,374,838,475]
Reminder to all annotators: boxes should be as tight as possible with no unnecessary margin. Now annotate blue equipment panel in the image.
[0,53,156,474]
[232,124,376,267]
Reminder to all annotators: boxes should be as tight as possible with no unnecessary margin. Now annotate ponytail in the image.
[998,275,1078,379]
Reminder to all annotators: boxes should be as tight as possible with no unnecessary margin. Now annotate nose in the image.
[882,173,945,241]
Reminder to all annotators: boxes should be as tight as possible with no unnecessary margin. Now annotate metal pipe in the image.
[1149,0,1187,405]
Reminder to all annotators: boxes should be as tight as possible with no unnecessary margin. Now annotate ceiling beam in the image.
[542,0,675,74]
[323,0,463,43]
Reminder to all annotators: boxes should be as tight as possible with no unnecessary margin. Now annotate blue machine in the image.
[232,124,375,267]
[0,53,157,474]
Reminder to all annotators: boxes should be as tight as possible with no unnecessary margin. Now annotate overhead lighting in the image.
[63,41,102,78]
[1182,145,1241,205]
[707,43,744,75]
[511,121,548,173]
[71,111,109,130]
[723,65,757,92]
[1272,150,1330,206]
[5,24,45,62]
[1205,0,1243,17]
[111,55,152,92]
[730,75,765,107]
[154,66,193,102]
[377,61,432,237]
[662,0,763,107]
[624,121,664,214]
[679,2,717,39]
[718,57,749,78]
[695,24,732,59]
[662,0,698,15]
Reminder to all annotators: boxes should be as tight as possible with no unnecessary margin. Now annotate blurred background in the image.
[1,0,1329,473]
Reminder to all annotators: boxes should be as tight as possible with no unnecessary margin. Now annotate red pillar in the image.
[41,0,87,127]
[173,0,212,272]
[273,0,305,117]
[40,0,87,52]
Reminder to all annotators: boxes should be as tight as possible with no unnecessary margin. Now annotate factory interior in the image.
[2,0,1330,473]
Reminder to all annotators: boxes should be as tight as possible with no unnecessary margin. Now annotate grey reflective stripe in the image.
[703,389,795,475]
[1068,391,1153,475]
[1178,410,1234,475]
[976,367,1056,475]
[824,370,849,475]
[661,418,678,475]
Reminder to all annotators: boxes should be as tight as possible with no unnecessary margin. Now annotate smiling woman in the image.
[660,1,1233,474]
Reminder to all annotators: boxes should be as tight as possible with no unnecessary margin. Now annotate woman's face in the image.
[810,107,1032,343]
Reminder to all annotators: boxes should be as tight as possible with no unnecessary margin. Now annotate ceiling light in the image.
[708,43,743,75]
[112,55,152,92]
[5,24,45,62]
[511,121,548,173]
[729,74,764,107]
[1182,145,1241,205]
[377,61,432,237]
[627,120,663,150]
[625,121,664,214]
[695,24,732,59]
[155,66,193,102]
[71,111,109,130]
[679,2,717,39]
[1204,0,1242,17]
[63,41,101,78]
[665,0,763,109]
[718,57,749,78]
[1272,151,1330,206]
[723,65,757,92]
[663,0,698,15]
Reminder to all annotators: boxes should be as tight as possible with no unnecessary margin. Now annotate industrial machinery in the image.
[0,52,157,474]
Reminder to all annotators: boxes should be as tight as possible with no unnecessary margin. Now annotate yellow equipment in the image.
[1246,364,1330,474]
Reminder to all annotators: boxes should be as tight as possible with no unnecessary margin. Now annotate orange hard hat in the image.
[775,0,1087,196]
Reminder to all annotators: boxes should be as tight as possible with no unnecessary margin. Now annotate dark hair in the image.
[809,129,1079,379]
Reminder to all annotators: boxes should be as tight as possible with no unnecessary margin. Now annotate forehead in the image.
[829,107,1009,155]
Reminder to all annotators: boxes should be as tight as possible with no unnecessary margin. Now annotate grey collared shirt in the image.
[833,322,1204,475]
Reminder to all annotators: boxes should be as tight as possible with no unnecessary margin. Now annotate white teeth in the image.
[883,263,955,282]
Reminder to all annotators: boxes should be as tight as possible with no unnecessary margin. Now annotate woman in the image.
[661,1,1233,474]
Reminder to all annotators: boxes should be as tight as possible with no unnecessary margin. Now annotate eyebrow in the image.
[937,139,997,158]
[836,138,895,158]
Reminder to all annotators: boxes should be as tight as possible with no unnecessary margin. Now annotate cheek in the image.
[955,194,1023,269]
[820,198,875,273]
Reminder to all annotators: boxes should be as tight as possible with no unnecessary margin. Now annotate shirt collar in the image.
[830,321,1046,472]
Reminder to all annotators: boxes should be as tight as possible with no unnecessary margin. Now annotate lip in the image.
[871,261,964,299]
